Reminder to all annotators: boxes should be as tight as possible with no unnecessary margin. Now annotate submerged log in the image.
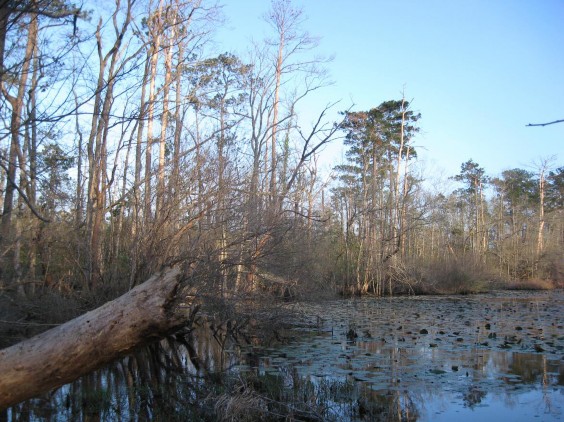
[0,267,196,410]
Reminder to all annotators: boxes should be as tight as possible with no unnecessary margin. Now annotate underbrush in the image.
[365,258,560,296]
[335,259,494,297]
[417,258,492,295]
[212,372,326,421]
[211,367,419,421]
[0,276,131,349]
[0,290,84,348]
[501,278,556,290]
[397,258,559,295]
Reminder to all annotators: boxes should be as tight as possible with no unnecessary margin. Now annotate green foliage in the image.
[335,99,420,195]
[546,166,563,210]
[40,143,74,171]
[453,159,488,195]
[339,100,420,168]
[492,168,538,211]
[186,53,250,115]
[38,143,74,213]
[330,99,422,294]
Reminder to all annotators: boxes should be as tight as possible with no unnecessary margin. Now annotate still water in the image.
[6,290,564,421]
[254,291,563,421]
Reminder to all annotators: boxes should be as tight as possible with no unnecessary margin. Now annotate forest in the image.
[0,0,563,415]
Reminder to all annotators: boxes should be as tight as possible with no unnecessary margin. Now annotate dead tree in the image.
[0,267,198,409]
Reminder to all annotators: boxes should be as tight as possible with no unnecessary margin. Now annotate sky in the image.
[215,0,564,183]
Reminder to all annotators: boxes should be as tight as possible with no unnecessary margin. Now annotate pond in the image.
[250,290,564,421]
[5,290,564,421]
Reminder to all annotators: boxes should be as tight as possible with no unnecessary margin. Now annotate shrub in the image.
[420,257,491,294]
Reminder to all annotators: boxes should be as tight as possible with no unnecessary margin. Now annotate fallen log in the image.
[0,266,196,410]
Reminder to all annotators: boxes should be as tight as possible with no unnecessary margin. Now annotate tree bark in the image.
[269,28,283,207]
[0,10,37,285]
[0,266,197,410]
[536,164,546,271]
[157,7,175,215]
[144,1,163,224]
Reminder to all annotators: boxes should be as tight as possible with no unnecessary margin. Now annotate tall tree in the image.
[263,0,321,210]
[490,168,537,278]
[0,0,79,287]
[84,0,138,289]
[545,167,563,211]
[453,159,488,258]
[333,99,420,294]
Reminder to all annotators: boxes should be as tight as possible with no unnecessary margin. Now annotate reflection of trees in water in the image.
[462,386,487,408]
[508,352,545,383]
[6,294,564,421]
[266,374,422,421]
[356,388,419,422]
[313,343,423,420]
[499,351,562,390]
[461,351,563,418]
[7,320,245,421]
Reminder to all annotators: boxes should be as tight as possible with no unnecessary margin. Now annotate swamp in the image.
[5,290,563,421]
[0,0,563,420]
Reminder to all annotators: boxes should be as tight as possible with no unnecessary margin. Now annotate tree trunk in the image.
[130,52,151,289]
[399,146,411,257]
[157,8,176,215]
[74,90,84,225]
[536,166,546,260]
[0,267,197,410]
[170,36,184,200]
[0,11,36,285]
[144,5,162,224]
[269,29,283,208]
[393,99,406,253]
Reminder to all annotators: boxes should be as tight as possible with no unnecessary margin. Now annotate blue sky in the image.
[215,0,564,180]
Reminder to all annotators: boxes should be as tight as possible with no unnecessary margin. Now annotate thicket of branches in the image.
[0,0,562,304]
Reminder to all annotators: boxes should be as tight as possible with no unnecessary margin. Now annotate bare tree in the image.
[84,0,140,289]
[263,0,323,210]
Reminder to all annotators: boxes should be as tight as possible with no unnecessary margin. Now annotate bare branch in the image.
[0,155,50,223]
[526,119,564,127]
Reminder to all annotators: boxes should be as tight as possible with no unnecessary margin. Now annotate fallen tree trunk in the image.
[0,266,197,410]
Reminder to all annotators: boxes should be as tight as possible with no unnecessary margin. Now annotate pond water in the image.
[248,290,564,421]
[6,290,564,421]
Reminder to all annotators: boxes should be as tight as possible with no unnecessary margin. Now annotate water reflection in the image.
[256,290,564,421]
[4,291,564,421]
[4,322,245,421]
[254,341,562,421]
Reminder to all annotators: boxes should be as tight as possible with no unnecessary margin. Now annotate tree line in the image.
[1,0,562,301]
